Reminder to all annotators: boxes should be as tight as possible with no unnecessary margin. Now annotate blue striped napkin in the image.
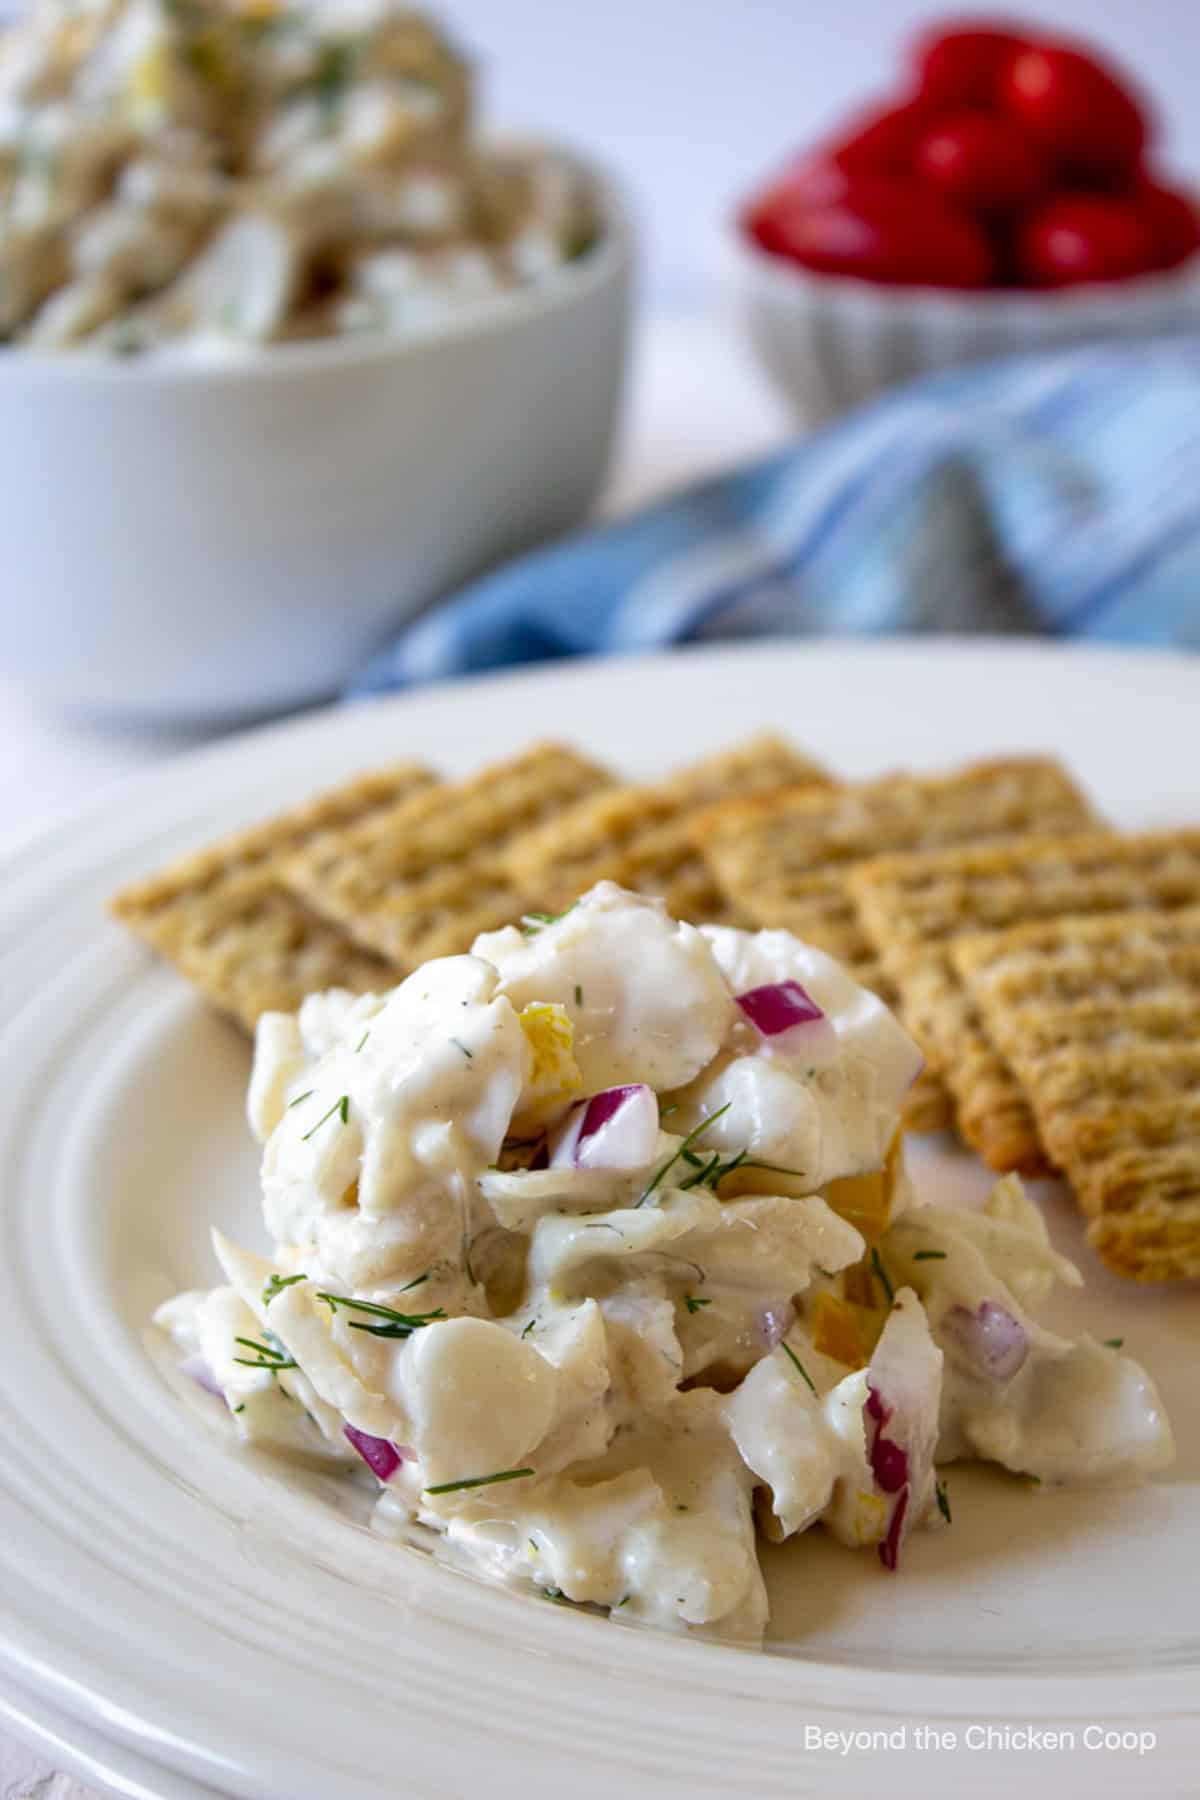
[350,338,1200,696]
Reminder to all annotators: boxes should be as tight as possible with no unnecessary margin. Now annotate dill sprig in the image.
[233,1331,297,1373]
[317,1289,444,1338]
[519,903,576,935]
[684,1294,711,1314]
[312,38,353,130]
[262,1272,306,1307]
[936,1478,952,1524]
[637,1104,731,1207]
[780,1341,817,1395]
[870,1246,895,1305]
[424,1467,534,1495]
[301,1094,349,1140]
[912,1250,946,1262]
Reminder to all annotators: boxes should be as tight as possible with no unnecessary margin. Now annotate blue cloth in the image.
[350,338,1200,695]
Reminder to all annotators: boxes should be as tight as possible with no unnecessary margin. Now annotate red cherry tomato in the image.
[748,177,993,289]
[1001,43,1150,180]
[1131,176,1200,269]
[915,114,1047,214]
[823,99,935,176]
[912,21,1029,107]
[742,171,913,257]
[1018,194,1157,286]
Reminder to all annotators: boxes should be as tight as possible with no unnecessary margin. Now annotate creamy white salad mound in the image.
[157,882,1174,1642]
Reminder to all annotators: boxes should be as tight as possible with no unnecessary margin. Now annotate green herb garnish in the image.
[637,1104,731,1207]
[781,1341,817,1395]
[231,1404,246,1414]
[354,1030,370,1053]
[449,1036,474,1060]
[519,904,576,935]
[317,1291,444,1338]
[935,1478,952,1524]
[684,1295,711,1314]
[521,1317,537,1339]
[870,1246,894,1305]
[424,1467,534,1495]
[302,1094,349,1140]
[1103,1337,1124,1349]
[232,1331,297,1373]
[574,984,583,1007]
[913,1250,947,1261]
[287,1089,313,1109]
[262,1271,306,1306]
[542,1586,568,1604]
[312,38,353,130]
[678,1144,805,1193]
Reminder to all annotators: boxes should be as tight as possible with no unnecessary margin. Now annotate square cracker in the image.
[954,908,1200,1281]
[283,742,613,966]
[501,735,831,927]
[110,762,437,1028]
[695,757,1098,1137]
[850,826,1200,1175]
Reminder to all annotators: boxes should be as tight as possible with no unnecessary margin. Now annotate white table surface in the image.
[0,306,791,1799]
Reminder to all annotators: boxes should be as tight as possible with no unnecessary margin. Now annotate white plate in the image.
[1,639,1197,1800]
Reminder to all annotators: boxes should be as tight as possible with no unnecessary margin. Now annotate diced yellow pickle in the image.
[126,43,174,121]
[810,1292,869,1370]
[516,1002,582,1125]
[843,1487,888,1547]
[841,1261,877,1309]
[823,1128,903,1244]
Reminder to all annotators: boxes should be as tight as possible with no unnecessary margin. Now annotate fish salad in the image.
[0,0,599,353]
[157,882,1174,1642]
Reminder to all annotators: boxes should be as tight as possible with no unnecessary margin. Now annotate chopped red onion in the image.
[940,1300,1028,1384]
[550,1083,658,1171]
[735,980,838,1062]
[736,980,824,1035]
[863,1294,941,1572]
[180,1354,224,1400]
[344,1424,403,1482]
[865,1382,912,1572]
[879,1485,909,1572]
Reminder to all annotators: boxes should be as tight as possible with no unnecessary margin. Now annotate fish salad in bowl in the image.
[157,883,1174,1643]
[0,0,601,353]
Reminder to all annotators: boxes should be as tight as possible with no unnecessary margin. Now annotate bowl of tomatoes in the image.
[738,18,1200,422]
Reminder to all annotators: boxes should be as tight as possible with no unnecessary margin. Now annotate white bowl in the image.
[1,147,632,722]
[738,234,1200,425]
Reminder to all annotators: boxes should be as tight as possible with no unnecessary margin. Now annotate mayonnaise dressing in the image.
[155,881,1175,1642]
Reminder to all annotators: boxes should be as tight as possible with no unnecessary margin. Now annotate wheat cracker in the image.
[284,743,613,965]
[954,907,1200,1280]
[111,762,436,1026]
[851,827,1200,1174]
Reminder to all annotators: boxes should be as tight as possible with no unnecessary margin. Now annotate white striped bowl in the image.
[738,236,1200,424]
